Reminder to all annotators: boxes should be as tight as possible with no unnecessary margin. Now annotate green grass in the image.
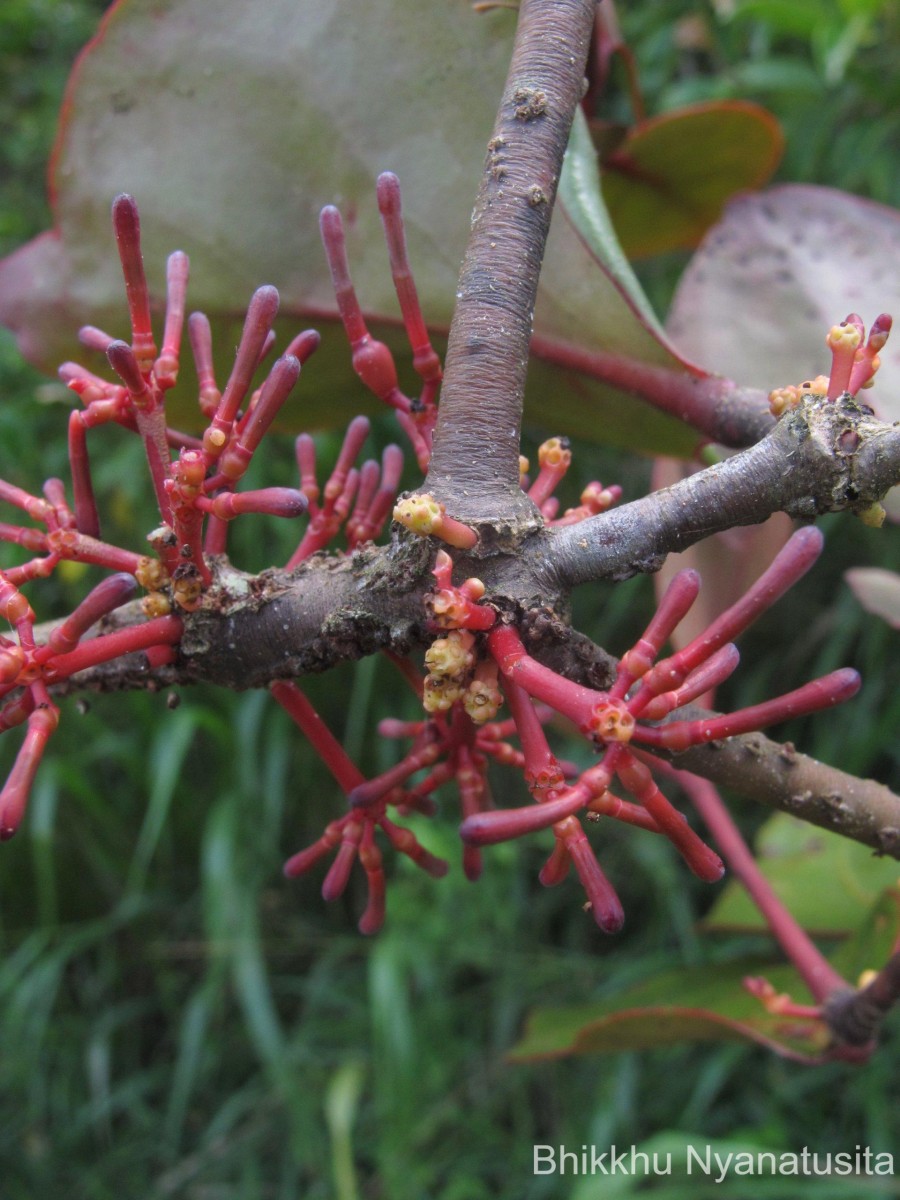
[1,1,900,1196]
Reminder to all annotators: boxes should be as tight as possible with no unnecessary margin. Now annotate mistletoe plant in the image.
[2,0,900,1065]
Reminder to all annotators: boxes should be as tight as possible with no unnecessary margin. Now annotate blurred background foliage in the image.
[1,0,899,1196]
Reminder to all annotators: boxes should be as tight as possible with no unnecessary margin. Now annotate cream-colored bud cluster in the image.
[393,493,478,550]
[136,553,173,617]
[768,375,829,418]
[422,630,502,722]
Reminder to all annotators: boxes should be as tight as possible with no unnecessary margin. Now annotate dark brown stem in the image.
[547,394,900,589]
[424,0,596,533]
[825,951,900,1047]
[670,725,900,860]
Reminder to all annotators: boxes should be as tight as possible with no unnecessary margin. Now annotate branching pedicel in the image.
[0,174,896,1053]
[0,186,414,839]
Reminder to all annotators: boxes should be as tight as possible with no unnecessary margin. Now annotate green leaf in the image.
[727,0,838,39]
[703,812,900,935]
[508,958,831,1062]
[601,101,784,258]
[0,0,703,457]
[558,107,668,339]
[829,882,900,984]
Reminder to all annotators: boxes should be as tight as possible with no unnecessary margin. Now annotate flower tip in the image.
[458,812,492,845]
[0,818,19,842]
[834,667,862,700]
[111,193,139,225]
[358,909,384,936]
[376,171,402,211]
[319,205,343,243]
[594,903,625,935]
[250,284,280,321]
[789,523,824,560]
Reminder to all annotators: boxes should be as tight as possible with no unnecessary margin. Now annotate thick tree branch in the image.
[546,394,900,589]
[425,0,596,532]
[662,721,900,860]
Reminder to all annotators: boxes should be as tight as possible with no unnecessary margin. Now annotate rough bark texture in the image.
[547,393,900,588]
[658,720,900,859]
[424,0,596,536]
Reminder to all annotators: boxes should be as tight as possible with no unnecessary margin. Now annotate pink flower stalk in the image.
[847,313,892,395]
[111,194,157,372]
[199,487,309,522]
[552,480,622,526]
[39,616,184,682]
[38,573,138,659]
[320,181,442,471]
[825,314,864,401]
[320,206,407,410]
[217,354,303,484]
[201,285,281,465]
[155,251,190,390]
[0,701,59,841]
[188,312,221,417]
[527,437,573,508]
[272,680,449,932]
[348,444,405,549]
[451,526,865,925]
[105,339,172,521]
[426,551,495,630]
[375,172,442,447]
[67,409,101,537]
[286,419,402,565]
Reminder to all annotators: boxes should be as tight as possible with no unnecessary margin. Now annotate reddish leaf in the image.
[508,960,831,1062]
[601,101,785,259]
[511,885,900,1062]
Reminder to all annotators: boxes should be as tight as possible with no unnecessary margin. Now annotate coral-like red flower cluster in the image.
[0,181,866,943]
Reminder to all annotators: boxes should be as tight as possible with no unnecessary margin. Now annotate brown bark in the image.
[424,0,596,535]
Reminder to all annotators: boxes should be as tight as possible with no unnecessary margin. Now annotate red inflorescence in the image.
[0,183,872,945]
[0,181,434,847]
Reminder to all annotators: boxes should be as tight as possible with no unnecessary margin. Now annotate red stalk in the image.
[188,312,221,417]
[558,816,625,933]
[42,615,184,681]
[201,487,309,521]
[41,573,138,658]
[638,669,861,752]
[673,770,847,1003]
[375,171,442,387]
[155,250,190,390]
[270,680,365,794]
[67,411,101,538]
[203,286,280,460]
[219,354,302,482]
[319,206,407,411]
[0,704,59,840]
[111,194,157,371]
[646,527,823,692]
